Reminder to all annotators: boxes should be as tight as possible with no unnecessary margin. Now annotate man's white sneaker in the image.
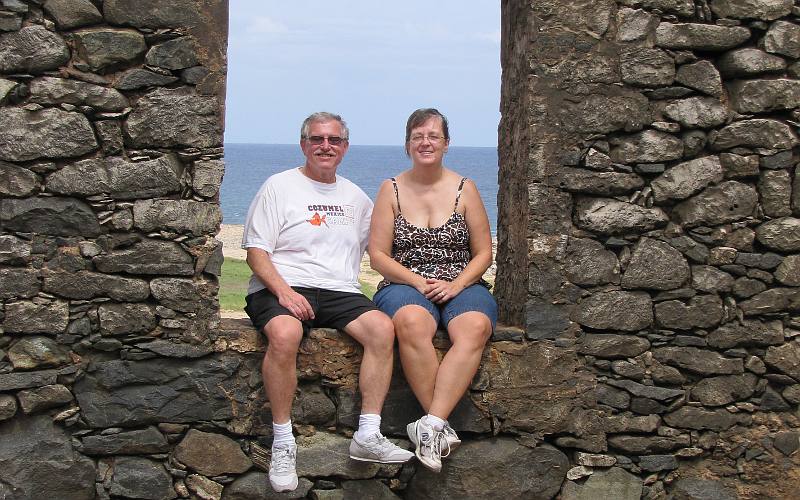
[442,422,461,452]
[349,432,414,463]
[406,417,448,473]
[269,444,298,493]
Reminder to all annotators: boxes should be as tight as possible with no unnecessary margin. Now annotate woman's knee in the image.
[393,306,437,342]
[448,313,492,347]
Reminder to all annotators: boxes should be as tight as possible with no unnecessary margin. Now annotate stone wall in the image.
[494,0,800,498]
[1,0,800,499]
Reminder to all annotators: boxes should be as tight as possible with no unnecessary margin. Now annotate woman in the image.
[369,108,497,472]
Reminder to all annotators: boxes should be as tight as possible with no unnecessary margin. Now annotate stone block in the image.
[0,25,69,74]
[0,108,97,162]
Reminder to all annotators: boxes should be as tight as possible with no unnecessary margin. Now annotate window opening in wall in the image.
[218,1,502,316]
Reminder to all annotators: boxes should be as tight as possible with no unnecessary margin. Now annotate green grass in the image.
[219,257,376,312]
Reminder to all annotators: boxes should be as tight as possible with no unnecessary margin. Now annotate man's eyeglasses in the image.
[305,136,347,146]
[409,134,444,144]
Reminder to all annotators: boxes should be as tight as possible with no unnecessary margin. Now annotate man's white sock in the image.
[272,420,295,448]
[355,413,381,440]
[425,414,446,432]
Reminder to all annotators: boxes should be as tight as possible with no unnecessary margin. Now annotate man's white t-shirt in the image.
[242,167,373,295]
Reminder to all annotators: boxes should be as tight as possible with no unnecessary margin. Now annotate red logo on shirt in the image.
[307,212,328,227]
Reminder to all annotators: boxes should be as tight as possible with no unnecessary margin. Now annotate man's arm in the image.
[246,247,314,321]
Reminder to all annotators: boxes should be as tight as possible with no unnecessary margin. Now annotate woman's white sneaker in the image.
[406,417,446,472]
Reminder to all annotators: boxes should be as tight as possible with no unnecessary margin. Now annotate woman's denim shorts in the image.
[374,283,497,331]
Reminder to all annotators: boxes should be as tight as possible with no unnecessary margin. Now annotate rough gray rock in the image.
[616,8,659,42]
[559,92,650,134]
[564,237,619,286]
[0,370,59,391]
[0,268,39,300]
[296,432,383,479]
[664,97,729,129]
[0,196,102,237]
[755,217,800,252]
[674,60,723,96]
[638,455,678,472]
[651,156,723,203]
[174,429,252,476]
[620,48,675,87]
[407,439,568,500]
[72,28,147,72]
[640,0,695,17]
[145,36,198,70]
[0,395,16,421]
[0,161,38,198]
[125,87,224,148]
[711,119,798,150]
[654,346,743,375]
[622,237,689,290]
[43,0,102,29]
[759,170,792,217]
[0,108,98,162]
[222,472,313,500]
[775,254,800,286]
[720,152,759,178]
[2,299,69,334]
[574,198,668,235]
[29,76,128,111]
[561,467,642,500]
[606,378,684,401]
[16,384,73,414]
[80,427,168,455]
[573,290,653,331]
[673,181,758,227]
[193,159,225,197]
[707,319,784,348]
[669,479,738,500]
[556,168,644,195]
[763,20,800,59]
[691,265,734,293]
[0,235,31,265]
[728,79,800,113]
[0,25,69,74]
[739,288,800,315]
[655,295,724,329]
[95,120,124,155]
[93,239,195,276]
[43,269,150,301]
[578,334,650,359]
[655,23,751,51]
[47,154,184,199]
[7,336,70,369]
[73,355,241,427]
[150,277,216,313]
[114,68,179,90]
[611,130,684,163]
[717,47,787,78]
[98,303,156,335]
[103,0,201,29]
[133,199,222,235]
[692,373,758,406]
[663,406,751,431]
[0,415,95,500]
[709,0,793,20]
[606,434,689,454]
[764,342,800,380]
[109,456,176,499]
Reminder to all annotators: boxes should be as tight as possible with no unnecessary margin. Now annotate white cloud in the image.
[245,16,290,35]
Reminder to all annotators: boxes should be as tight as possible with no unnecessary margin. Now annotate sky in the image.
[224,1,501,147]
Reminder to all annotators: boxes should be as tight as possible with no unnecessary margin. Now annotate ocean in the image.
[220,143,500,234]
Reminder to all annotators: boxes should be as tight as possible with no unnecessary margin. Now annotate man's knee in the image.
[264,316,303,355]
[350,310,395,349]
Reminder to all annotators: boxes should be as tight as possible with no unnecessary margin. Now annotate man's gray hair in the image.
[300,112,350,141]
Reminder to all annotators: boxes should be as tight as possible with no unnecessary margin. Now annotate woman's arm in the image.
[452,179,493,287]
[368,180,428,292]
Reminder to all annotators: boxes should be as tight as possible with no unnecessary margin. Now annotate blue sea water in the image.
[220,143,500,234]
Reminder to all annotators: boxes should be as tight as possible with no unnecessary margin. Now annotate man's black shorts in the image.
[244,287,378,335]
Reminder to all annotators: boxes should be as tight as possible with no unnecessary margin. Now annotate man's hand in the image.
[277,289,315,321]
[424,278,464,304]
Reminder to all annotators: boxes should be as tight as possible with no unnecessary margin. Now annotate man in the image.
[242,112,413,493]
